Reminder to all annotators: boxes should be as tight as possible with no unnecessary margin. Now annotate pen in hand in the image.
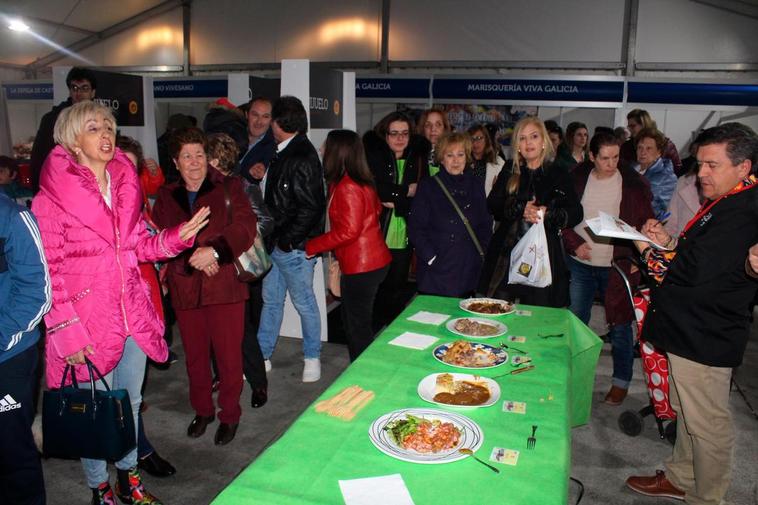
[656,211,671,226]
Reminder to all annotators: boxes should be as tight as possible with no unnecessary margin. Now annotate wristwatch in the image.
[212,248,220,261]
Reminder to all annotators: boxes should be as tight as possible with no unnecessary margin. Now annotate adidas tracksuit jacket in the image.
[0,192,50,504]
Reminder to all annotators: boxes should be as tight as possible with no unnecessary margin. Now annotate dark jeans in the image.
[374,248,413,328]
[242,280,267,389]
[567,256,634,389]
[0,345,45,505]
[342,265,390,361]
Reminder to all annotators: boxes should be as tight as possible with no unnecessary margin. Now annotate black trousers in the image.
[342,265,389,361]
[374,248,413,328]
[242,280,268,389]
[0,345,45,505]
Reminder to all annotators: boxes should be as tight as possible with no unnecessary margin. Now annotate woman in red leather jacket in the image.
[306,130,392,361]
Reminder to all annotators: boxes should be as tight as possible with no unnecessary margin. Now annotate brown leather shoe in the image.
[604,385,628,406]
[187,415,215,438]
[214,423,239,445]
[626,470,685,500]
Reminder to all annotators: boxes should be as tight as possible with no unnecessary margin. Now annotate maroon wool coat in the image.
[562,162,654,324]
[152,170,257,310]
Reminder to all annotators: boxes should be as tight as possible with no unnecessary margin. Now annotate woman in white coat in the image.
[467,124,505,196]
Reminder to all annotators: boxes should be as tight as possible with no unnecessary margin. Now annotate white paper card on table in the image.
[406,311,450,325]
[339,474,415,505]
[586,211,670,250]
[388,332,439,350]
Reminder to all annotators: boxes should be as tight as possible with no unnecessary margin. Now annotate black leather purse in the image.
[42,358,136,460]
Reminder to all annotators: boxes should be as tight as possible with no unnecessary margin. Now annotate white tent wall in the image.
[4,0,758,159]
[636,0,758,66]
[6,101,53,146]
[52,9,183,68]
[389,0,626,64]
[3,0,756,76]
[191,0,382,64]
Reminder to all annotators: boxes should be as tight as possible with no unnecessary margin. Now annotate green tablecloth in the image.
[213,296,602,505]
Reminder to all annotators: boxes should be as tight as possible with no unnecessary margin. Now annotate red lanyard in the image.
[681,178,757,235]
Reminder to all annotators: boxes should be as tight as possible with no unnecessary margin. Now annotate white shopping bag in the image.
[508,210,552,288]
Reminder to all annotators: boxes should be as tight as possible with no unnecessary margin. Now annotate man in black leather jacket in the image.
[257,96,326,383]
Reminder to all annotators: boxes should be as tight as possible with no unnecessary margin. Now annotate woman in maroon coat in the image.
[306,130,391,361]
[152,127,256,445]
[562,132,654,406]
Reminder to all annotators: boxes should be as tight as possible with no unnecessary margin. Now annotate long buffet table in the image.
[213,295,602,504]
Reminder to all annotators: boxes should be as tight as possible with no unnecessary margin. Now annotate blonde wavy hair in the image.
[506,116,552,194]
[53,101,116,152]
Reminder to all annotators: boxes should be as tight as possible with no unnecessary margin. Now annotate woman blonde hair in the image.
[627,109,657,130]
[506,117,553,194]
[53,101,116,150]
[435,132,472,165]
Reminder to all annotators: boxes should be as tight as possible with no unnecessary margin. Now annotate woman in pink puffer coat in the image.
[32,101,209,505]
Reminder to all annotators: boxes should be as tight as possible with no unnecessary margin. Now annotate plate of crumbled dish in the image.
[459,298,515,316]
[446,317,507,338]
[433,340,508,369]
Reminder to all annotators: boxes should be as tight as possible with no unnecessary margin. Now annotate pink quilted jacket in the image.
[32,146,192,387]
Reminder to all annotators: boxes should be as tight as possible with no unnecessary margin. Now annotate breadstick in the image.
[331,387,367,418]
[315,385,360,413]
[329,387,362,417]
[341,391,375,421]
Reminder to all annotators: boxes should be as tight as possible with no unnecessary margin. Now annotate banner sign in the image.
[627,82,758,107]
[309,67,343,129]
[442,104,538,147]
[249,76,280,103]
[153,79,228,99]
[432,78,625,103]
[355,78,430,99]
[91,69,144,126]
[3,83,53,100]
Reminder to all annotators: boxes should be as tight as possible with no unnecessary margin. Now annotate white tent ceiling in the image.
[0,0,756,75]
[0,0,167,66]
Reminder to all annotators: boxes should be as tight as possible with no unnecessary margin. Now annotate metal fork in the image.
[527,425,538,449]
[499,342,527,354]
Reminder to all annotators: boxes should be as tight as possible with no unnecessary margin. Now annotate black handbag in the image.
[42,358,136,460]
[222,179,272,282]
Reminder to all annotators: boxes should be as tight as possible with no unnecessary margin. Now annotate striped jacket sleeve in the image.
[0,208,52,351]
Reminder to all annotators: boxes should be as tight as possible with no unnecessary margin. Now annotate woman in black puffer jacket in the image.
[363,111,430,324]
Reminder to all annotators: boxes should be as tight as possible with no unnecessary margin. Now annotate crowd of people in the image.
[1,66,757,505]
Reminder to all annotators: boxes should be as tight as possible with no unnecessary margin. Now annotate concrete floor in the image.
[40,307,758,505]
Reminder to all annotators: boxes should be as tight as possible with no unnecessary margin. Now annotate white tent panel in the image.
[54,8,183,67]
[636,0,758,63]
[191,0,381,64]
[389,0,626,62]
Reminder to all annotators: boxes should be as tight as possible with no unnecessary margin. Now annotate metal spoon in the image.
[458,448,500,473]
